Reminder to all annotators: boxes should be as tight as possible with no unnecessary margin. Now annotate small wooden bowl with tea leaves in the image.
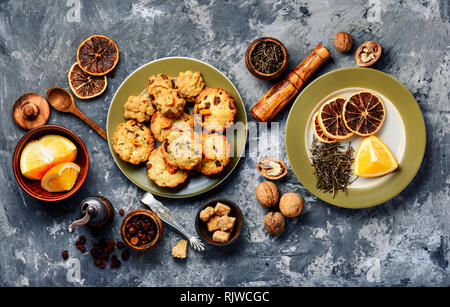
[245,37,288,80]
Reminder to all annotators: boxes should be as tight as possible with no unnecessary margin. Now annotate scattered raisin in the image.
[214,96,221,105]
[79,235,86,244]
[62,250,69,260]
[119,209,125,216]
[121,249,130,261]
[116,241,125,249]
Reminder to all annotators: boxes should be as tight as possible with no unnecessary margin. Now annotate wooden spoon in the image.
[46,87,107,140]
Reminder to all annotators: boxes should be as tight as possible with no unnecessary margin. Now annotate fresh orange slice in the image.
[41,162,81,192]
[354,136,398,177]
[318,97,354,140]
[20,135,77,180]
[68,62,107,99]
[77,35,119,76]
[312,112,337,143]
[343,91,385,136]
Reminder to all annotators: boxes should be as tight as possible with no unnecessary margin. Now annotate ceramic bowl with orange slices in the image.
[13,125,89,202]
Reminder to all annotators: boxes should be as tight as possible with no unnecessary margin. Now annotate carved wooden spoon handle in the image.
[71,107,107,140]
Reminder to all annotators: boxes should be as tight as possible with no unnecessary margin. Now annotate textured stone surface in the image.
[0,0,449,286]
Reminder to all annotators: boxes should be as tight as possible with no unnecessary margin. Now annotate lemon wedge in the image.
[41,162,81,192]
[20,135,77,180]
[354,136,398,177]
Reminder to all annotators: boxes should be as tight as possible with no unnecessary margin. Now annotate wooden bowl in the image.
[195,198,243,247]
[12,125,89,202]
[245,37,288,80]
[120,209,163,252]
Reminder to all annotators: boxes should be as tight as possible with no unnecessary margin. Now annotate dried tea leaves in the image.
[310,138,354,198]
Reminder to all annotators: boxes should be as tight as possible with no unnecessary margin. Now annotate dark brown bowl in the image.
[245,37,288,80]
[195,198,243,247]
[120,209,163,252]
[12,125,89,202]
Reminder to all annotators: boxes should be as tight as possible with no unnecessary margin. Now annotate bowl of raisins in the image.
[120,209,163,251]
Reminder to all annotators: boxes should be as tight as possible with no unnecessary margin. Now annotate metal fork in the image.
[140,192,205,252]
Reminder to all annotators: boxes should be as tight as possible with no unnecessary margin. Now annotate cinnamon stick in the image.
[250,44,331,122]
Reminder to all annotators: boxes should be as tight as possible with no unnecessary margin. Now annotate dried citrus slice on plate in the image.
[312,112,337,143]
[354,135,398,177]
[41,162,81,192]
[77,35,119,76]
[20,135,77,180]
[343,91,385,136]
[68,63,107,99]
[317,97,354,140]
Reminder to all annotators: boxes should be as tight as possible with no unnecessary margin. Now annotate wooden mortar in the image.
[250,44,331,122]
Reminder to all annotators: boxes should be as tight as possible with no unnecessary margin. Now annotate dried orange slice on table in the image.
[41,162,81,192]
[312,112,337,143]
[354,135,398,177]
[68,63,107,99]
[317,97,354,140]
[77,35,119,76]
[343,91,385,136]
[20,135,77,180]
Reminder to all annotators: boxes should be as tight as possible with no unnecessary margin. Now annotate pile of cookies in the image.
[112,70,237,188]
[199,202,236,243]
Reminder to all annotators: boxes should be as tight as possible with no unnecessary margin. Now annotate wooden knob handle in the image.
[22,102,39,119]
[250,44,331,122]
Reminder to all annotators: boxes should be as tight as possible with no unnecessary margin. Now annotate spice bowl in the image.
[120,209,163,252]
[195,198,243,247]
[245,37,288,80]
[12,125,89,202]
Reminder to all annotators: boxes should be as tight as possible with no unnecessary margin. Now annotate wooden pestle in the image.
[250,44,331,122]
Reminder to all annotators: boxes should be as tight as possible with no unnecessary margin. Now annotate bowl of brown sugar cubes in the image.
[195,198,243,246]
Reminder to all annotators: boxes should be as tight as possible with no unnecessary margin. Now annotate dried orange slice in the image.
[41,162,80,192]
[68,63,107,99]
[312,112,337,143]
[318,97,354,140]
[20,135,77,180]
[354,136,398,177]
[77,35,119,76]
[343,91,385,136]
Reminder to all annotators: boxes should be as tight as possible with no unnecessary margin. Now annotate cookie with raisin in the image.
[193,88,236,132]
[175,70,205,102]
[198,132,231,175]
[150,111,194,142]
[147,73,174,100]
[113,120,154,165]
[161,130,202,171]
[123,95,154,123]
[154,88,186,119]
[146,147,188,188]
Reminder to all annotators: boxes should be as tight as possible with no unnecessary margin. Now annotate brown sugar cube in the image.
[214,202,231,216]
[199,206,215,222]
[212,230,231,243]
[172,240,188,259]
[217,215,236,232]
[206,215,220,232]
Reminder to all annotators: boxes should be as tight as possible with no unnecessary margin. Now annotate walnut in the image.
[334,32,352,53]
[256,158,287,180]
[264,212,285,235]
[279,193,303,218]
[256,181,279,207]
[355,41,382,67]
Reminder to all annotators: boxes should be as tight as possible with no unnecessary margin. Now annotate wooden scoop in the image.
[46,87,107,140]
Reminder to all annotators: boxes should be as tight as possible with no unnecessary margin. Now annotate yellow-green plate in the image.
[107,57,247,198]
[285,67,426,208]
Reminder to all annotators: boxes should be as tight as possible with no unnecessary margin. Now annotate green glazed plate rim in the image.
[285,67,426,209]
[106,57,247,198]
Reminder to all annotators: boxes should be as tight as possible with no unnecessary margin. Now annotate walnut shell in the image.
[355,41,382,67]
[264,212,285,235]
[256,158,287,180]
[256,181,279,208]
[334,32,353,53]
[279,193,303,218]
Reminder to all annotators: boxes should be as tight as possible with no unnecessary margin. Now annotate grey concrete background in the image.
[0,0,449,286]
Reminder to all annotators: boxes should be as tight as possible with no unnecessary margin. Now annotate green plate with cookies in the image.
[107,57,247,198]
